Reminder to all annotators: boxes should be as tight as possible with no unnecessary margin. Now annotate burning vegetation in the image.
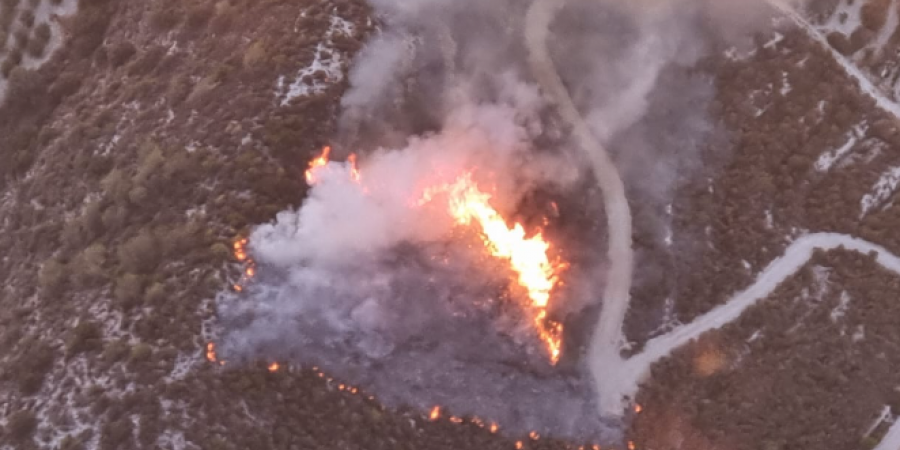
[302,146,567,363]
[207,143,610,444]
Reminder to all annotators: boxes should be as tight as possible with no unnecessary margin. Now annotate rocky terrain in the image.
[1,0,900,449]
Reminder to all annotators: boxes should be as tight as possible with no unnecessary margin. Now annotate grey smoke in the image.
[217,0,790,443]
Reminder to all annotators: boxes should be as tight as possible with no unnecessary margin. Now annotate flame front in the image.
[420,173,564,363]
[306,146,332,184]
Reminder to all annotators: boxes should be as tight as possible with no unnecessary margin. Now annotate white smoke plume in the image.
[217,0,794,443]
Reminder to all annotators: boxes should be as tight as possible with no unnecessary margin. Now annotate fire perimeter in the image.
[206,147,641,449]
[219,146,565,363]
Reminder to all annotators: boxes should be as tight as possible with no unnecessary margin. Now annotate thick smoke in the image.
[217,0,793,443]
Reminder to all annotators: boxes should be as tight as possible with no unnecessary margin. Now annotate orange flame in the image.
[429,406,441,421]
[634,404,642,414]
[268,362,280,372]
[206,342,217,362]
[305,146,361,186]
[515,441,524,450]
[348,153,361,182]
[529,431,540,440]
[490,423,499,433]
[628,442,635,450]
[419,172,564,363]
[232,237,256,293]
[306,146,332,185]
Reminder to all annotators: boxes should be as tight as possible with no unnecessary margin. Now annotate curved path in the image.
[525,3,900,446]
[626,233,900,394]
[765,0,900,120]
[524,0,636,416]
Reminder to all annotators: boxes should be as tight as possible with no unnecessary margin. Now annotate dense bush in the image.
[5,410,37,441]
[16,341,54,395]
[38,258,68,297]
[67,321,104,355]
[118,231,160,274]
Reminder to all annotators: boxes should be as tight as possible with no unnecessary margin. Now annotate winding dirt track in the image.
[525,7,900,447]
[524,0,636,416]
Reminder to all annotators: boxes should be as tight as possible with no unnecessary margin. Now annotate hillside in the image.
[2,0,900,449]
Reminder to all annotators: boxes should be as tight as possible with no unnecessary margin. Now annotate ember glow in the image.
[206,342,225,366]
[232,237,255,292]
[268,362,280,372]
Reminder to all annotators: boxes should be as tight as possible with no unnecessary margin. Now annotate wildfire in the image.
[634,404,642,414]
[306,146,332,184]
[419,172,565,363]
[206,342,225,366]
[233,238,248,262]
[232,237,255,292]
[302,146,566,362]
[205,148,586,448]
[305,146,361,186]
[347,153,361,182]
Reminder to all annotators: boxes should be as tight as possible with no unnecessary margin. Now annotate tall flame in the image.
[419,173,564,363]
[306,146,332,184]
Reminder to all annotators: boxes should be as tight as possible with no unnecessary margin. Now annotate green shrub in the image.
[13,339,55,395]
[144,282,166,305]
[129,343,152,363]
[59,434,84,450]
[25,24,50,58]
[102,339,130,363]
[114,273,144,307]
[108,41,136,67]
[186,4,213,29]
[149,5,181,31]
[60,218,86,251]
[1,50,22,77]
[99,417,133,450]
[38,258,68,297]
[48,71,83,101]
[118,231,160,273]
[18,9,34,28]
[12,27,29,49]
[134,144,165,185]
[127,185,148,205]
[126,46,165,77]
[6,410,37,441]
[67,321,103,356]
[101,168,132,204]
[72,243,107,288]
